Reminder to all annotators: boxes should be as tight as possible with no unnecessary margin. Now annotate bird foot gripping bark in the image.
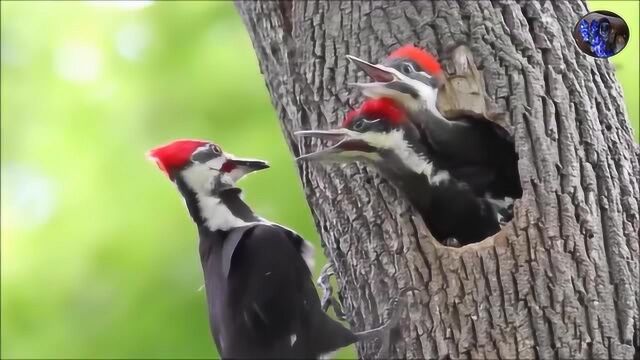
[353,286,418,359]
[317,263,347,320]
[318,265,418,357]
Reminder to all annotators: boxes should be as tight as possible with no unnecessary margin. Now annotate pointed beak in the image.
[222,156,270,181]
[346,54,421,100]
[294,128,376,162]
[346,54,400,83]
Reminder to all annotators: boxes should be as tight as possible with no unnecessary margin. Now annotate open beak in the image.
[346,54,401,83]
[345,54,423,99]
[346,54,405,88]
[294,128,376,162]
[223,156,270,181]
[347,54,443,91]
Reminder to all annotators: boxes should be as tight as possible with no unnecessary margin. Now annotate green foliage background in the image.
[1,1,637,359]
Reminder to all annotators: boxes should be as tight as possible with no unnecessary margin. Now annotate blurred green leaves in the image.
[1,1,322,358]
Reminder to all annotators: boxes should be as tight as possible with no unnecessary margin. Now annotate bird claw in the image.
[318,266,420,356]
[317,263,347,320]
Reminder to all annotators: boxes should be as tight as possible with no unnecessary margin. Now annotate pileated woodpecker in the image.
[148,139,408,358]
[345,45,522,223]
[296,99,502,245]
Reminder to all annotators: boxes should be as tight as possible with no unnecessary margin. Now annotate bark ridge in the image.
[235,1,640,358]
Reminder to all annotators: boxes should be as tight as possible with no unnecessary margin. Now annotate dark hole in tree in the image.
[433,117,523,249]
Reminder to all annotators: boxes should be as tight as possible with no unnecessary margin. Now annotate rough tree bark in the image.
[235,1,639,358]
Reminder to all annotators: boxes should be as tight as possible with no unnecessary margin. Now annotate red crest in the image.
[388,45,443,76]
[343,98,406,127]
[147,139,209,175]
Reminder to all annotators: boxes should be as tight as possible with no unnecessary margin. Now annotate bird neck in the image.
[402,85,463,143]
[377,128,432,176]
[378,141,433,183]
[413,87,450,124]
[175,177,259,232]
[379,163,434,216]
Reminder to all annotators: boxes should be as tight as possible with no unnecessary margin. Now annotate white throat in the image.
[395,139,432,175]
[422,87,441,115]
[180,163,247,232]
[365,129,432,175]
[405,77,442,117]
[196,195,249,232]
[179,162,315,271]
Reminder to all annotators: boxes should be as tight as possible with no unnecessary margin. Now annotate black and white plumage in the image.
[194,196,356,359]
[148,139,403,358]
[295,99,503,246]
[346,50,522,225]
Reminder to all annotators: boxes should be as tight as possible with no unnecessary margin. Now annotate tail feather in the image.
[309,310,357,354]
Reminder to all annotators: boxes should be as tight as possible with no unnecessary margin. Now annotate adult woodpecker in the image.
[148,139,408,358]
[345,45,522,222]
[296,99,502,245]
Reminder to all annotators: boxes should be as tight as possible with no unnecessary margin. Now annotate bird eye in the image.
[211,145,222,154]
[353,119,365,131]
[401,63,414,74]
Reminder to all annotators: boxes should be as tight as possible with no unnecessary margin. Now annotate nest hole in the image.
[429,124,524,249]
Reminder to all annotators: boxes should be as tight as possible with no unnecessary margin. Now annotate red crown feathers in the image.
[147,139,209,175]
[388,45,442,76]
[343,98,406,127]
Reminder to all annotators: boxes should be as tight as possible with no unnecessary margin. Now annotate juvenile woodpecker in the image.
[296,99,501,245]
[346,46,522,222]
[148,139,406,358]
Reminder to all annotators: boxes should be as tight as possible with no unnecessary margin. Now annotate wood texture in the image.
[235,1,640,358]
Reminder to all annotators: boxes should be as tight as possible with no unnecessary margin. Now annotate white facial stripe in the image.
[181,162,221,194]
[206,157,226,171]
[179,157,247,231]
[357,129,432,175]
[392,137,433,176]
[402,76,440,114]
[355,129,399,148]
[197,195,248,231]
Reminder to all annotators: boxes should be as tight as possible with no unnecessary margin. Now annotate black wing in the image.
[417,114,521,199]
[422,114,512,165]
[222,224,355,358]
[426,181,501,245]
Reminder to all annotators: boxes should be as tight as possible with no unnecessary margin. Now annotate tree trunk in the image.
[235,1,640,358]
